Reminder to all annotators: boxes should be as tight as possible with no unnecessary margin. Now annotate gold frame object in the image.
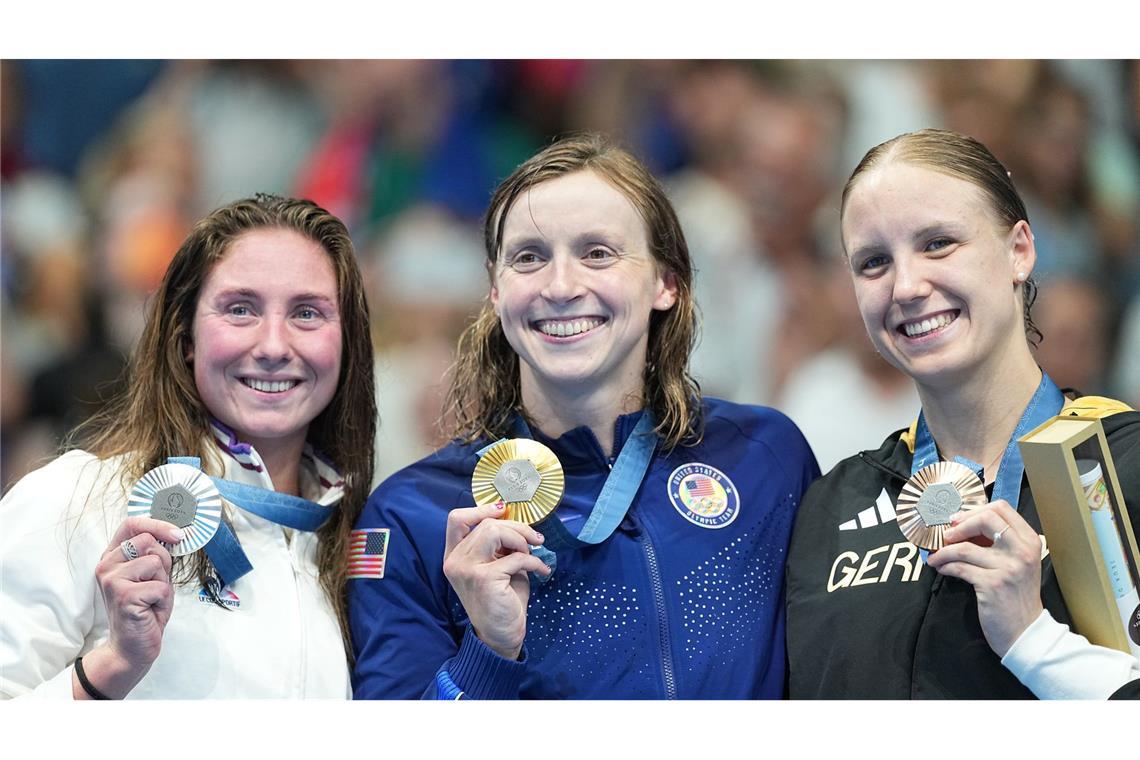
[1020,415,1140,655]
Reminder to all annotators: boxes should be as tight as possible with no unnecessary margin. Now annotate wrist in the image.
[72,645,150,700]
[472,624,523,661]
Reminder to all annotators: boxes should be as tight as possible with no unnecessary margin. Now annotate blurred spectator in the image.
[9,60,165,178]
[362,206,486,484]
[1111,295,1140,408]
[774,233,919,474]
[2,58,1136,493]
[1032,276,1112,395]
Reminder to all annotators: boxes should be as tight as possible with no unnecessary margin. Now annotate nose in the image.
[891,257,933,305]
[540,252,585,304]
[252,316,293,365]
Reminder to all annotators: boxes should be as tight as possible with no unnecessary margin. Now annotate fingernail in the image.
[534,532,544,543]
[495,501,505,511]
[171,528,185,541]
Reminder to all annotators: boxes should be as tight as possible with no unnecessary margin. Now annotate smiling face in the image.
[841,161,1035,389]
[190,227,342,461]
[490,169,678,405]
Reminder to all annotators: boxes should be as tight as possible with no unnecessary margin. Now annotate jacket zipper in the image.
[289,532,307,698]
[639,531,677,699]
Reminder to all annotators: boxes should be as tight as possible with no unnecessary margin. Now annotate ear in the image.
[1009,220,1036,284]
[490,282,500,316]
[652,269,679,311]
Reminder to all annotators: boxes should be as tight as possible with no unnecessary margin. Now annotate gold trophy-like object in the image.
[896,461,987,550]
[471,439,565,525]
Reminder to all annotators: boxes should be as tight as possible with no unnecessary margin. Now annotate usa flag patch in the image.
[348,528,389,579]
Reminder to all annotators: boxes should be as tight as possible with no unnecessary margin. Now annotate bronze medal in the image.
[896,460,987,550]
[471,439,564,525]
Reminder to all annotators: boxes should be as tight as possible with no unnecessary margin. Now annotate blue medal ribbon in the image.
[167,456,333,585]
[912,372,1064,561]
[478,411,660,582]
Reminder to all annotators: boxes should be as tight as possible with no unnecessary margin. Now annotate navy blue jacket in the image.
[349,398,819,699]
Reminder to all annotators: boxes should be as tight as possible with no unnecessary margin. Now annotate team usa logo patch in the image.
[348,528,390,579]
[667,463,740,529]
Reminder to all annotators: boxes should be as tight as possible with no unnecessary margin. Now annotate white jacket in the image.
[0,428,351,699]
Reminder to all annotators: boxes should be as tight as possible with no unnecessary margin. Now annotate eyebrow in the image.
[211,288,337,305]
[910,223,960,242]
[847,242,888,262]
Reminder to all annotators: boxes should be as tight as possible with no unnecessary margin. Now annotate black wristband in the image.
[74,656,111,700]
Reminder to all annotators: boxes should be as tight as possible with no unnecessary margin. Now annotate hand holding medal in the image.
[437,440,562,661]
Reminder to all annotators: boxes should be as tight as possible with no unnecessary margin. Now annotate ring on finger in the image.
[992,525,1010,544]
[120,538,140,562]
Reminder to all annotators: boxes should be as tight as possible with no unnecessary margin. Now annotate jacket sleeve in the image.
[0,453,112,699]
[349,466,526,699]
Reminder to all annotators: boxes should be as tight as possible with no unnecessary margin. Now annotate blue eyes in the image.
[925,237,953,252]
[859,255,889,272]
[224,304,323,321]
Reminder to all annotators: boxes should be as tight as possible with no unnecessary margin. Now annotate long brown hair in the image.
[840,128,1042,347]
[70,194,375,653]
[444,134,702,448]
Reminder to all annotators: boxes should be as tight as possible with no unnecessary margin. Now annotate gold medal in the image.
[471,439,564,525]
[896,461,987,550]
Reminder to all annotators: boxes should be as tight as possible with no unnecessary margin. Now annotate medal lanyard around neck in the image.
[912,372,1064,510]
[167,456,333,586]
[505,411,659,552]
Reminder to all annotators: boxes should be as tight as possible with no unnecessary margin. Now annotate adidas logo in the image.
[839,488,896,531]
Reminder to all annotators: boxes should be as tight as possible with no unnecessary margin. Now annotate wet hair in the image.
[840,128,1042,347]
[71,194,375,654]
[444,133,702,448]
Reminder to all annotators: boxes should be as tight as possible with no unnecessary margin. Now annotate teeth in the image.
[244,378,298,393]
[538,318,603,337]
[903,313,954,338]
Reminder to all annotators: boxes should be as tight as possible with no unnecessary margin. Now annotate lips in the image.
[532,317,606,338]
[240,377,301,393]
[898,310,959,339]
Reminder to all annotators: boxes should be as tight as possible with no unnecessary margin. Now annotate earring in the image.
[1016,272,1027,283]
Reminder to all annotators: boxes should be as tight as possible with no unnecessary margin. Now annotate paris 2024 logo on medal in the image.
[668,463,739,529]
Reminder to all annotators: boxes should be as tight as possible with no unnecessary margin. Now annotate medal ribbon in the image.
[912,372,1064,508]
[167,456,333,585]
[507,411,658,551]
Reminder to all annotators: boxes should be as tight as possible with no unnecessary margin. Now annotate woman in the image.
[349,134,819,699]
[785,129,1140,699]
[0,194,375,698]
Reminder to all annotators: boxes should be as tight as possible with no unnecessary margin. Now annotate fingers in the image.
[107,517,186,549]
[492,550,552,579]
[927,540,1001,571]
[930,500,1042,573]
[926,557,983,586]
[445,502,507,553]
[944,500,1031,548]
[445,502,544,556]
[114,532,174,577]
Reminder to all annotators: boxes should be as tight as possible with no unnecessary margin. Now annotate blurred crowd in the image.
[3,59,1139,490]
